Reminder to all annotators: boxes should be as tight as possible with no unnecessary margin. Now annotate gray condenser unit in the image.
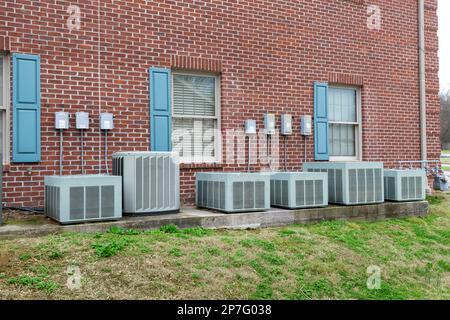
[112,152,180,214]
[196,172,271,213]
[44,175,122,224]
[303,162,384,205]
[270,172,328,209]
[384,169,426,201]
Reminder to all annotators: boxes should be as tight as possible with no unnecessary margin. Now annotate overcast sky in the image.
[439,0,450,91]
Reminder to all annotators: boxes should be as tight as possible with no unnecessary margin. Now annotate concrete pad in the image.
[0,201,429,239]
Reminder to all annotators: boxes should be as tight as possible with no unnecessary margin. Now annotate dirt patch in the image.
[0,250,13,269]
[1,210,54,226]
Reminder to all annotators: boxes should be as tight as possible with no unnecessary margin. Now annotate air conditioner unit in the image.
[384,169,426,202]
[303,162,384,205]
[270,172,328,209]
[112,152,180,214]
[44,175,122,224]
[196,172,271,213]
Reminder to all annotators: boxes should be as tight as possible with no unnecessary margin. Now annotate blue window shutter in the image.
[314,82,329,161]
[12,54,41,162]
[150,68,172,151]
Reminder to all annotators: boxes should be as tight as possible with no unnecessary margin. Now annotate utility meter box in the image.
[301,115,312,136]
[100,113,114,130]
[76,112,89,129]
[55,112,69,129]
[245,120,257,135]
[280,114,293,135]
[264,113,276,135]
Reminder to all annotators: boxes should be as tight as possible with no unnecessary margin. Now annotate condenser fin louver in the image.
[112,152,180,214]
[303,162,384,205]
[196,172,270,213]
[44,175,122,224]
[384,169,426,201]
[270,172,328,209]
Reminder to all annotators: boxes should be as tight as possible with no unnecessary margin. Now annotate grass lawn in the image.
[0,195,449,300]
[441,150,450,171]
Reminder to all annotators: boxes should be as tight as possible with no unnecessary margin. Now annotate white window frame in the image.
[328,85,362,162]
[0,54,10,165]
[171,70,221,164]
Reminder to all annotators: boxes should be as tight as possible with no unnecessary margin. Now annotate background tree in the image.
[441,88,450,150]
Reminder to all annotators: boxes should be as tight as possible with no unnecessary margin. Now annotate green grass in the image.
[441,150,450,171]
[0,195,449,300]
[6,265,59,294]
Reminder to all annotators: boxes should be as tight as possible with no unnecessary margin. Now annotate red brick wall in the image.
[0,0,440,208]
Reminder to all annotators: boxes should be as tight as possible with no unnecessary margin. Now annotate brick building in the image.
[0,0,441,208]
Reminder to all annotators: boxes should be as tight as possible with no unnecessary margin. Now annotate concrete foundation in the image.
[0,201,428,239]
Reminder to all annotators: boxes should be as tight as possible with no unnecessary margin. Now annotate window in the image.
[0,55,9,164]
[172,72,220,163]
[328,86,361,160]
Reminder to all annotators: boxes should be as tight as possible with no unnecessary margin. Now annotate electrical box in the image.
[55,112,69,129]
[280,114,292,135]
[100,113,114,130]
[264,113,275,135]
[301,115,312,136]
[76,112,89,129]
[245,120,257,135]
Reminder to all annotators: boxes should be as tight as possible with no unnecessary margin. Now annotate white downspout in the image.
[419,0,427,162]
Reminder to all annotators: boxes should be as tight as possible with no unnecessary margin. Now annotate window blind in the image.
[172,73,218,162]
[328,87,356,122]
[328,87,358,157]
[172,118,215,160]
[329,124,355,156]
[173,75,215,117]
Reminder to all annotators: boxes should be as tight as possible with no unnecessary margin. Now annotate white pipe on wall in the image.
[419,0,427,162]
